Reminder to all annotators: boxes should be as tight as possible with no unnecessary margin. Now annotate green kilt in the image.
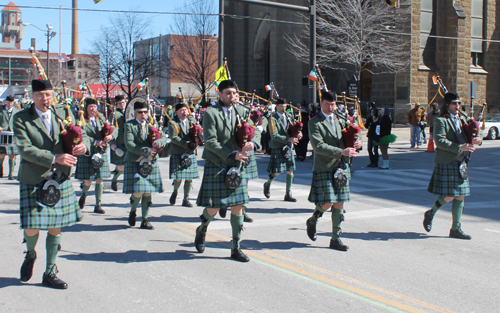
[75,146,111,180]
[110,144,127,166]
[20,180,83,229]
[122,161,164,194]
[197,160,248,209]
[0,145,18,155]
[427,161,470,197]
[169,153,199,180]
[308,168,351,204]
[267,147,296,174]
[245,150,259,180]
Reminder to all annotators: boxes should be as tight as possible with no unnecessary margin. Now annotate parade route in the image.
[1,127,499,312]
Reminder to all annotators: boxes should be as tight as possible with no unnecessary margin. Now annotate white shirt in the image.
[322,111,336,133]
[35,106,52,135]
[136,118,147,138]
[179,118,187,131]
[450,113,461,133]
[277,112,287,127]
[222,106,232,123]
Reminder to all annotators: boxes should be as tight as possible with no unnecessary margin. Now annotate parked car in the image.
[479,116,500,140]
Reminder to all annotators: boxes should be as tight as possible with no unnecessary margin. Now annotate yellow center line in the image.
[168,223,456,313]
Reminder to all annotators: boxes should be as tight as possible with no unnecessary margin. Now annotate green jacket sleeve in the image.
[434,117,461,154]
[203,109,233,160]
[309,119,343,160]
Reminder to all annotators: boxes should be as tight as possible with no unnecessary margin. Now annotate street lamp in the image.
[21,21,57,79]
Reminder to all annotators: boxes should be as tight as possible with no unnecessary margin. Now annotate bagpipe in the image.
[433,75,480,144]
[179,87,203,145]
[286,103,303,138]
[29,48,84,155]
[233,99,273,150]
[315,64,361,148]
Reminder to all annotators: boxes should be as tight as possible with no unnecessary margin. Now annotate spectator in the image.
[375,107,397,169]
[407,103,426,148]
[365,106,379,167]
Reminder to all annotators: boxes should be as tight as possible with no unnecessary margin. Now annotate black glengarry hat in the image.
[134,101,147,110]
[218,80,238,92]
[321,91,336,102]
[32,80,52,92]
[176,103,188,112]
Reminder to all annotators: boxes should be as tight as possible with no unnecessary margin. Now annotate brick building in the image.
[224,0,500,122]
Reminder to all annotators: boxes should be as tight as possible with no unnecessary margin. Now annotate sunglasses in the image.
[137,110,148,114]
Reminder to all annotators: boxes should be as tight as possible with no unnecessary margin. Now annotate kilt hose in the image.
[197,160,249,209]
[122,161,164,194]
[308,168,351,204]
[20,180,83,229]
[427,160,470,197]
[0,145,18,155]
[267,147,296,174]
[245,150,259,180]
[75,147,111,180]
[110,144,127,166]
[169,153,199,180]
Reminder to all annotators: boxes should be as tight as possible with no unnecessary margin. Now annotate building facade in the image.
[223,0,500,122]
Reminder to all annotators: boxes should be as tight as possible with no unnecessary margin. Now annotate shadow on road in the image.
[59,249,219,263]
[319,231,441,241]
[0,277,25,289]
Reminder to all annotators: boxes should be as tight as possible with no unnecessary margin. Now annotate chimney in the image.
[31,38,36,50]
[72,0,78,54]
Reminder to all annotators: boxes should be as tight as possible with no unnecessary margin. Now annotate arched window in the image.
[77,72,81,79]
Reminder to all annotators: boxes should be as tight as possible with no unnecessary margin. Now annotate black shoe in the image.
[20,251,36,282]
[243,212,253,223]
[329,238,349,251]
[423,210,433,232]
[93,204,105,214]
[306,218,317,241]
[111,181,117,191]
[182,199,193,207]
[128,210,136,227]
[8,175,14,180]
[231,248,250,262]
[42,272,68,289]
[284,194,297,202]
[194,226,206,253]
[0,166,3,178]
[169,191,178,205]
[449,228,471,240]
[219,208,227,218]
[140,219,154,230]
[263,182,270,199]
[78,195,86,210]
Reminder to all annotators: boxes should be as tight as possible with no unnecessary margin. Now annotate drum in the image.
[0,131,15,147]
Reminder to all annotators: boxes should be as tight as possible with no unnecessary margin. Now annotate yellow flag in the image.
[214,66,228,85]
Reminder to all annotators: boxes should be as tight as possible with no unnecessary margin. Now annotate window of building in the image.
[470,0,485,70]
[77,72,81,79]
[84,61,88,67]
[78,60,81,68]
[419,0,437,70]
[84,72,88,78]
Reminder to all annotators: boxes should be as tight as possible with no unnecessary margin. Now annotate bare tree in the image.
[170,0,218,102]
[87,29,118,103]
[110,12,155,100]
[287,0,410,81]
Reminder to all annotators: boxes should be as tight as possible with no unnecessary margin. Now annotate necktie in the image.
[91,118,97,129]
[453,116,461,133]
[42,113,51,134]
[227,109,232,123]
[142,123,147,139]
[282,115,287,128]
[183,120,187,132]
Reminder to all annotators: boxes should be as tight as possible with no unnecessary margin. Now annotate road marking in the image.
[168,223,456,313]
[484,229,500,234]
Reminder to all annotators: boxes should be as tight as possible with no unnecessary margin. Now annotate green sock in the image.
[266,174,277,185]
[183,181,192,200]
[230,214,244,249]
[331,209,344,240]
[130,195,141,212]
[173,180,182,192]
[8,159,15,176]
[81,183,91,196]
[286,174,294,195]
[141,196,151,220]
[45,234,61,275]
[112,170,123,183]
[95,183,103,205]
[200,208,215,232]
[431,195,448,215]
[24,232,39,259]
[311,204,326,224]
[451,199,464,230]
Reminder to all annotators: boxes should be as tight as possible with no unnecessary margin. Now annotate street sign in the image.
[348,75,358,98]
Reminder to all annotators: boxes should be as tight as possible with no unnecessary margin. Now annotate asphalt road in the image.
[1,127,499,313]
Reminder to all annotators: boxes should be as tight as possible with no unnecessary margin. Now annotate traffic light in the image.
[386,0,399,8]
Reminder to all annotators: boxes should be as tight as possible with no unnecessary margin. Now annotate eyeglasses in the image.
[36,93,52,100]
[449,102,460,106]
[137,110,148,114]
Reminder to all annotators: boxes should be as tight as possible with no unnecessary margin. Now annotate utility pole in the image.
[222,0,316,103]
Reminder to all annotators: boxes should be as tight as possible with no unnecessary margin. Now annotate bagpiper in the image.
[0,95,20,179]
[109,95,127,191]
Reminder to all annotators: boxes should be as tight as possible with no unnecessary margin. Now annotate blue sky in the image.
[12,0,217,54]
